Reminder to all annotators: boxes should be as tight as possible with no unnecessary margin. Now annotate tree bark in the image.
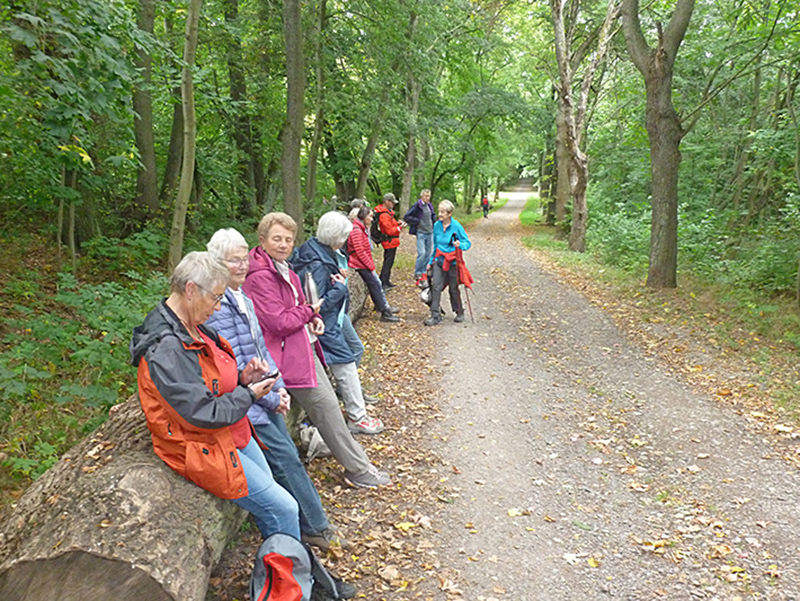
[167,0,202,275]
[0,396,245,601]
[159,14,185,208]
[622,0,694,289]
[400,76,420,211]
[281,0,305,241]
[133,0,159,219]
[305,0,327,205]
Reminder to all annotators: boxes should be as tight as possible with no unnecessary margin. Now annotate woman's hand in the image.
[309,317,325,336]
[310,298,324,314]
[453,239,460,248]
[249,376,277,398]
[240,357,270,385]
[331,273,346,285]
[274,388,291,415]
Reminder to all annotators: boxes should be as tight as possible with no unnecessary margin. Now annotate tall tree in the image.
[167,0,202,274]
[281,0,305,238]
[132,0,159,217]
[622,0,694,288]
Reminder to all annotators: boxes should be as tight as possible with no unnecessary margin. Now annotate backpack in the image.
[369,213,387,245]
[250,533,344,601]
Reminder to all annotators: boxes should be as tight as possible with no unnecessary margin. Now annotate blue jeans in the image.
[232,437,300,539]
[415,232,434,277]
[252,415,329,537]
[340,314,364,367]
[356,269,389,312]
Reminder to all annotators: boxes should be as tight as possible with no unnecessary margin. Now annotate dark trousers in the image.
[356,269,388,312]
[379,247,397,286]
[430,262,462,316]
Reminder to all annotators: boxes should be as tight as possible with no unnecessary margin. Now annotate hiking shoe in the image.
[380,311,400,322]
[348,415,385,435]
[382,283,396,292]
[454,313,465,323]
[385,304,400,314]
[344,465,392,488]
[423,313,442,326]
[302,527,351,551]
[311,577,356,601]
[362,393,380,405]
[334,577,357,599]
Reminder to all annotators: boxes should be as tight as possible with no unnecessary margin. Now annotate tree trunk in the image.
[159,89,184,207]
[133,0,159,219]
[0,396,244,601]
[167,0,202,274]
[224,0,261,218]
[400,77,420,211]
[305,0,327,205]
[281,0,305,240]
[622,0,694,289]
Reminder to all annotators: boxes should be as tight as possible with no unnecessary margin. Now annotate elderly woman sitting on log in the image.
[204,228,349,551]
[130,251,300,540]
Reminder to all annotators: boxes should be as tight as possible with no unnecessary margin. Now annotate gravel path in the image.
[424,194,800,600]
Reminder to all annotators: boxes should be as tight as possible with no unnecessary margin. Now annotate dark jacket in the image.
[403,199,436,236]
[130,301,256,500]
[291,238,355,365]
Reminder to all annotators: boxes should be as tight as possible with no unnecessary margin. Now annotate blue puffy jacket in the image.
[206,288,284,424]
[291,238,355,365]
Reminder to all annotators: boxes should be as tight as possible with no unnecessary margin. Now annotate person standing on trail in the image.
[347,205,400,322]
[424,200,471,326]
[403,188,436,281]
[481,196,490,218]
[375,193,402,292]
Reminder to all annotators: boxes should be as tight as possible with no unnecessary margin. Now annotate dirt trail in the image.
[423,195,800,600]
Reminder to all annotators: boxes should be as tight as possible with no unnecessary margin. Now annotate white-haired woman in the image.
[130,252,300,539]
[205,229,349,551]
[292,212,384,435]
[424,199,471,326]
[243,213,391,489]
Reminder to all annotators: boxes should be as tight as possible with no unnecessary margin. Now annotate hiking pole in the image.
[464,284,475,323]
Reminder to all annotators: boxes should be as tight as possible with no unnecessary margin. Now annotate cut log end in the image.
[0,550,172,601]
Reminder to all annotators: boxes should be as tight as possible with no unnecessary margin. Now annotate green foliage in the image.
[0,267,167,481]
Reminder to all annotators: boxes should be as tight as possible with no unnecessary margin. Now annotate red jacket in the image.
[374,204,401,249]
[347,219,375,270]
[131,302,257,500]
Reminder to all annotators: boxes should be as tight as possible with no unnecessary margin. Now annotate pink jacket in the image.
[242,246,324,388]
[347,219,375,271]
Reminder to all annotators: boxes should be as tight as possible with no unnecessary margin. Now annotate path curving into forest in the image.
[422,195,800,599]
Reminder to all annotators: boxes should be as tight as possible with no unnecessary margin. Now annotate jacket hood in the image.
[130,301,190,367]
[248,245,279,277]
[291,237,338,274]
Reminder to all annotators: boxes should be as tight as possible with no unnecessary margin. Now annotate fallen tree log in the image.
[0,277,370,601]
[0,395,247,601]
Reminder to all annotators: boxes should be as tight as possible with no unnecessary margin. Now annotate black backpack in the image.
[370,213,387,245]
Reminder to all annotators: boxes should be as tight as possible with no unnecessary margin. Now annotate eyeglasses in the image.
[224,256,250,267]
[196,283,225,304]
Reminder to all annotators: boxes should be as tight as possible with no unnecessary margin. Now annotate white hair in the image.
[438,199,455,214]
[170,251,229,295]
[316,211,353,247]
[207,228,248,260]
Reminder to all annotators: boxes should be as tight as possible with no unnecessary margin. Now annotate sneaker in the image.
[382,283,396,292]
[362,393,380,405]
[454,313,465,323]
[423,313,442,326]
[347,415,385,435]
[385,304,400,314]
[311,577,356,601]
[302,527,351,551]
[380,311,400,323]
[344,464,392,488]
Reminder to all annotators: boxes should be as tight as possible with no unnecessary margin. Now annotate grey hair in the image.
[350,198,367,210]
[170,251,229,296]
[438,199,455,214]
[317,211,353,247]
[207,228,248,260]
